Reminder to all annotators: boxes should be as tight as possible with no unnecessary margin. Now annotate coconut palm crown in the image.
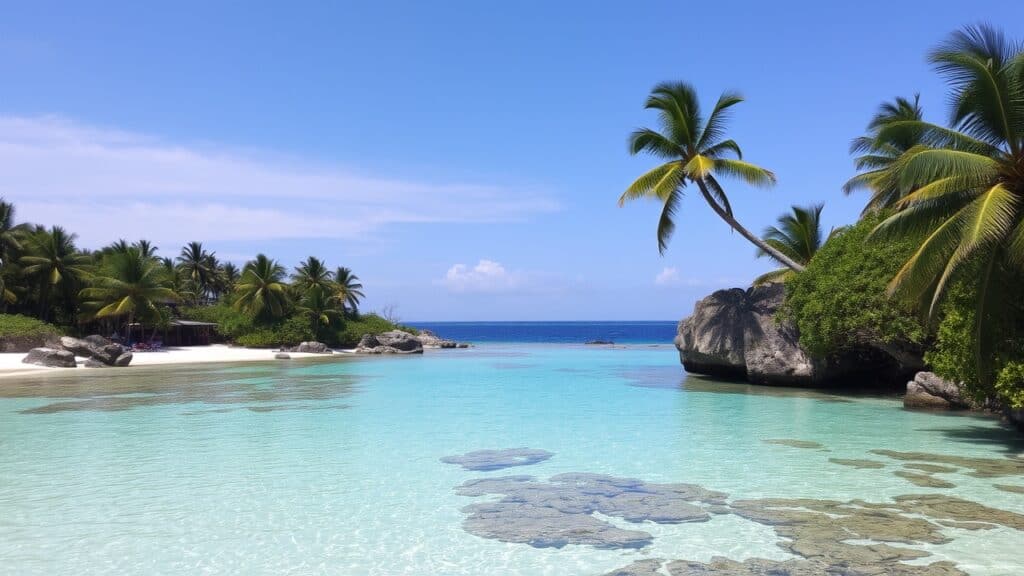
[233,254,289,319]
[620,82,804,271]
[754,204,826,285]
[868,24,1024,383]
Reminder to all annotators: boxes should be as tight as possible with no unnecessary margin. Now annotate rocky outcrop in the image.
[356,331,424,354]
[675,284,923,387]
[904,372,971,409]
[59,335,131,366]
[416,330,468,349]
[283,341,332,354]
[22,347,76,368]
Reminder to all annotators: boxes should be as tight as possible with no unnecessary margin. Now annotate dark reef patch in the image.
[440,448,553,471]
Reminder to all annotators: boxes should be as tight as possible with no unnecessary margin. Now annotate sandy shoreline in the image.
[0,344,357,379]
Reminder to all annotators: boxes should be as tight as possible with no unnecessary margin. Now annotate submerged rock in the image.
[829,458,886,469]
[763,438,825,450]
[23,347,76,368]
[454,473,725,550]
[355,331,423,354]
[894,470,956,488]
[871,449,1024,478]
[441,448,553,471]
[675,283,924,386]
[905,371,971,409]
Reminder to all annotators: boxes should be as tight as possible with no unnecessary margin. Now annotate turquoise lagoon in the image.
[1,344,1022,575]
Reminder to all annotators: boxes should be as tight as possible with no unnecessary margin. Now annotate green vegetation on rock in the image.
[783,215,925,358]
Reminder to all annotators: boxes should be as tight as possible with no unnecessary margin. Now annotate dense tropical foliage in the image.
[625,24,1024,408]
[0,198,394,348]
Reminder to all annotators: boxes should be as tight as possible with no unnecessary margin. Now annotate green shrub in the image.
[996,362,1024,409]
[232,316,313,348]
[334,313,412,348]
[180,304,255,340]
[783,215,925,357]
[0,314,63,352]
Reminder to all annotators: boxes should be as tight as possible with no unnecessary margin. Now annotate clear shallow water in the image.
[0,344,1021,575]
[406,321,678,344]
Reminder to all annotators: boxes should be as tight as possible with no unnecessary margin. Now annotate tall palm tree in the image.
[177,241,217,303]
[332,266,364,315]
[868,25,1024,385]
[233,254,289,319]
[754,204,827,285]
[296,285,341,334]
[292,256,333,295]
[844,95,926,214]
[620,82,803,271]
[80,247,178,339]
[20,226,90,321]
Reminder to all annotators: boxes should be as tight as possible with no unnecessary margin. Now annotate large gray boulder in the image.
[59,335,127,366]
[904,371,971,409]
[22,347,76,368]
[675,284,922,386]
[293,341,332,354]
[355,331,424,354]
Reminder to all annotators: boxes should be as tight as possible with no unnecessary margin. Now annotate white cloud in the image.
[0,115,560,248]
[654,266,707,287]
[439,259,524,293]
[655,266,681,286]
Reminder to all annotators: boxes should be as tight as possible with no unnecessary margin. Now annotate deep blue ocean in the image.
[405,321,678,344]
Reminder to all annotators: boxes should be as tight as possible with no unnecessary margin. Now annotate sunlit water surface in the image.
[1,344,1022,574]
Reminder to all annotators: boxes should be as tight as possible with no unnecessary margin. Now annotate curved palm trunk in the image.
[695,179,806,273]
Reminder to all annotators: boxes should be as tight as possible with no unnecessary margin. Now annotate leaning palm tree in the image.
[754,204,826,285]
[844,95,926,214]
[869,24,1024,386]
[20,226,91,321]
[80,247,178,339]
[332,266,364,315]
[233,254,289,320]
[292,256,333,295]
[620,82,803,271]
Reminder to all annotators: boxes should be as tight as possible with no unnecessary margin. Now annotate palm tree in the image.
[133,240,159,259]
[80,247,178,340]
[296,285,341,334]
[233,254,289,320]
[868,25,1024,385]
[219,262,240,296]
[292,256,333,295]
[0,199,27,262]
[754,204,826,285]
[620,82,803,271]
[844,95,926,214]
[20,226,90,321]
[177,241,217,303]
[332,266,364,315]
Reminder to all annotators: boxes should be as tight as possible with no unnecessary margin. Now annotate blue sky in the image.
[1,1,1021,321]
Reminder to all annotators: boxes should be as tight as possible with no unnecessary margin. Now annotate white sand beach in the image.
[0,344,354,379]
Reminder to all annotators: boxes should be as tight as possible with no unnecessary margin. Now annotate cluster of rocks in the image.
[448,465,1024,575]
[674,283,923,386]
[279,341,333,354]
[415,330,469,349]
[355,331,425,354]
[22,335,133,369]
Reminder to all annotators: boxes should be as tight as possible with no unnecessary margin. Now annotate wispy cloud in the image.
[654,266,711,288]
[0,116,560,247]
